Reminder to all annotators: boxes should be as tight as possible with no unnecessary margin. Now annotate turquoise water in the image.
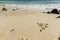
[0,1,45,5]
[0,1,60,5]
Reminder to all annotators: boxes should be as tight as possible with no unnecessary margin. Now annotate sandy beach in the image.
[0,5,60,40]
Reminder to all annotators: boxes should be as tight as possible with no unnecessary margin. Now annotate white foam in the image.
[0,4,60,10]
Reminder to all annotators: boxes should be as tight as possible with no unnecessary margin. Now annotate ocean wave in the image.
[0,4,60,10]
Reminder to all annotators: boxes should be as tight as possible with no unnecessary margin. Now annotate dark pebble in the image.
[10,29,15,32]
[45,24,48,25]
[45,25,48,28]
[58,37,60,40]
[56,16,60,18]
[36,23,39,24]
[40,30,42,32]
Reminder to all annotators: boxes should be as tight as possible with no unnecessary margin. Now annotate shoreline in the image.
[0,4,59,11]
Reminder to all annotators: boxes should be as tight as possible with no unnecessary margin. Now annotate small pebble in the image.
[58,37,60,40]
[10,29,15,32]
[56,16,60,18]
[45,24,48,25]
[36,23,39,24]
[40,30,42,32]
[13,9,16,11]
[45,26,48,28]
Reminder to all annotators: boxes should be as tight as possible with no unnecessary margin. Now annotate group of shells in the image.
[37,23,48,32]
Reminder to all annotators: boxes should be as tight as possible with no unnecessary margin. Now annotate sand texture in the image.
[0,6,59,40]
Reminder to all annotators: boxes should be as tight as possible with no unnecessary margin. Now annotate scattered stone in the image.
[2,7,7,11]
[12,9,16,11]
[12,8,18,11]
[36,23,43,28]
[37,23,48,32]
[47,11,51,14]
[36,23,39,24]
[51,9,59,14]
[47,9,59,14]
[40,29,42,32]
[45,23,48,25]
[56,16,60,18]
[45,26,48,28]
[58,37,60,40]
[10,29,15,32]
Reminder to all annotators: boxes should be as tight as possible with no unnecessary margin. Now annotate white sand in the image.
[0,5,60,40]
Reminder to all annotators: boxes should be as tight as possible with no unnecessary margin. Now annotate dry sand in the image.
[0,6,60,40]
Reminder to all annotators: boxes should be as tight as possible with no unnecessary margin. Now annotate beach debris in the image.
[47,9,59,14]
[56,16,60,18]
[10,29,15,32]
[2,7,7,11]
[36,23,48,32]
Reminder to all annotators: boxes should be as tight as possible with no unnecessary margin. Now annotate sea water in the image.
[0,1,60,10]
